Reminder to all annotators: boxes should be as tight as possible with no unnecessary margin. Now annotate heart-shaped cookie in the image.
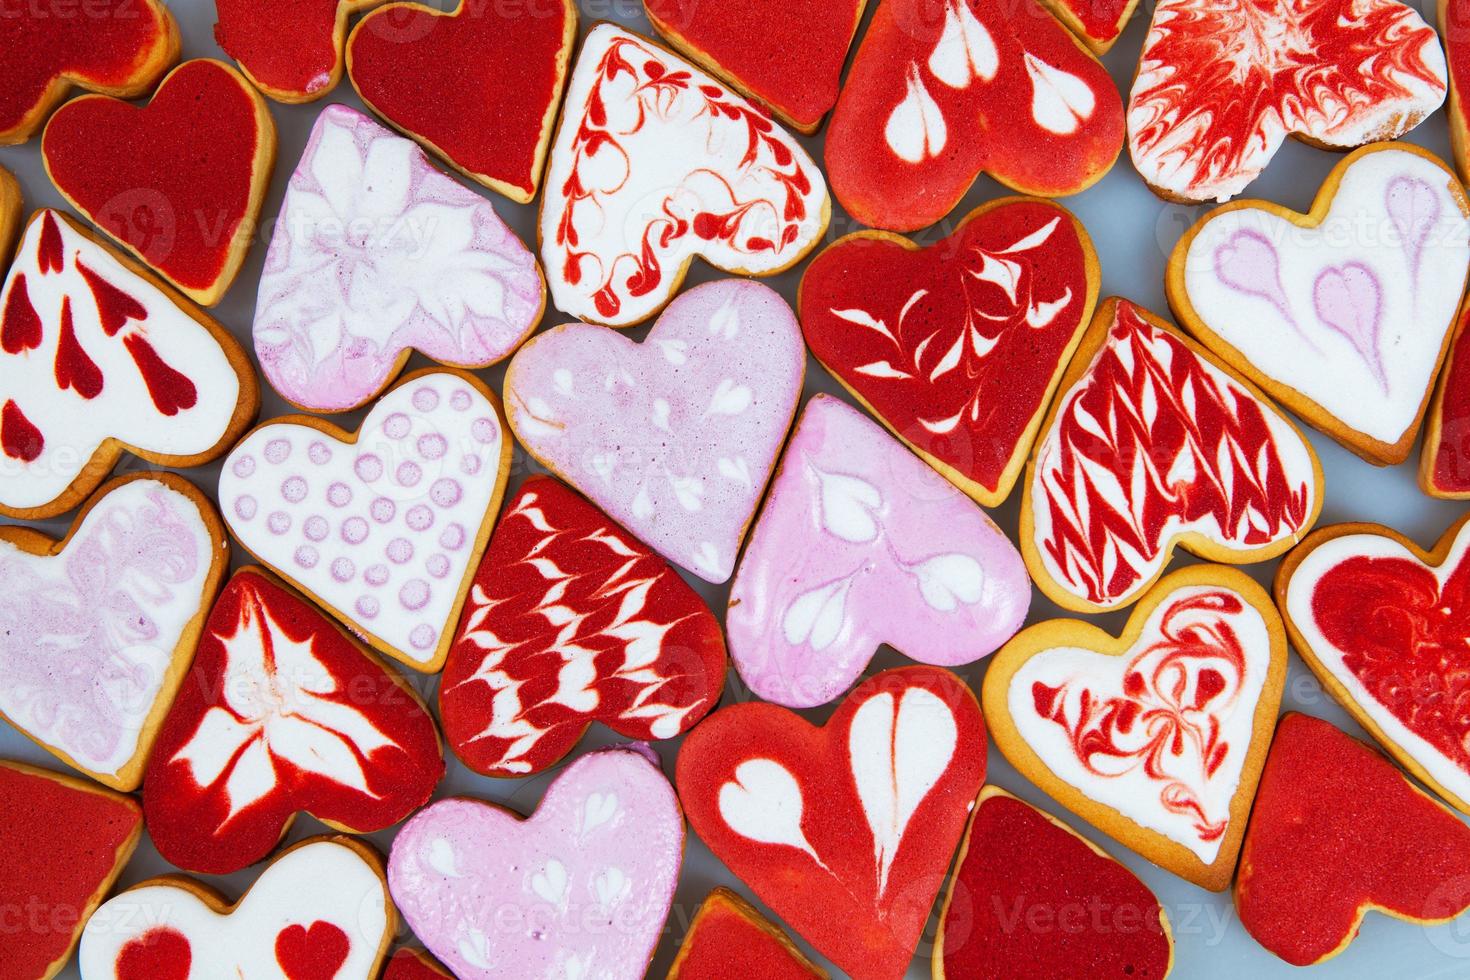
[1169,145,1470,464]
[677,666,986,980]
[1236,713,1470,965]
[384,947,452,979]
[669,887,826,979]
[79,836,393,978]
[144,567,444,874]
[215,0,385,102]
[799,197,1098,505]
[1129,0,1445,203]
[935,786,1174,979]
[219,369,510,672]
[982,565,1287,890]
[1036,0,1141,53]
[347,0,576,203]
[824,0,1123,232]
[728,395,1030,708]
[1022,298,1322,612]
[0,210,257,519]
[254,104,544,413]
[1278,515,1470,815]
[42,59,276,306]
[1423,301,1470,496]
[0,760,143,980]
[0,0,178,144]
[389,746,683,979]
[540,25,829,328]
[441,477,726,776]
[505,279,804,584]
[644,0,866,133]
[0,473,227,791]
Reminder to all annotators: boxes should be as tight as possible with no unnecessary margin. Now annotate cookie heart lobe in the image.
[215,0,384,102]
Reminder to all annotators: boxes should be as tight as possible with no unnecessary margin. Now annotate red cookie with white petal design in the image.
[676,666,986,980]
[143,567,444,875]
[669,887,827,979]
[825,0,1123,232]
[1128,0,1446,203]
[383,947,452,979]
[935,786,1174,979]
[0,0,178,145]
[1236,713,1470,965]
[42,59,276,306]
[1021,297,1322,612]
[1037,0,1143,54]
[0,760,143,980]
[215,0,386,102]
[983,565,1287,890]
[644,0,867,133]
[798,197,1098,506]
[1278,515,1470,815]
[441,477,726,777]
[346,0,576,203]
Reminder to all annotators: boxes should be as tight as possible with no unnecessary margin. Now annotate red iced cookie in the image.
[669,887,826,979]
[1447,0,1470,184]
[798,197,1097,506]
[676,666,986,980]
[1236,713,1470,965]
[214,0,385,102]
[644,0,866,133]
[41,59,276,307]
[0,760,143,980]
[0,0,178,145]
[936,786,1173,979]
[825,0,1123,232]
[441,477,726,777]
[383,947,452,979]
[346,0,576,203]
[1422,303,1470,497]
[1037,0,1142,53]
[143,567,444,875]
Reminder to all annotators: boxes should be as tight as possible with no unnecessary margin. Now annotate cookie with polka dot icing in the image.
[668,887,827,979]
[218,368,511,673]
[142,566,444,875]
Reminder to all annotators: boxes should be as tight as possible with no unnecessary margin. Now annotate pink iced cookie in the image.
[254,105,544,413]
[728,395,1031,707]
[218,369,511,672]
[388,747,683,979]
[504,279,804,583]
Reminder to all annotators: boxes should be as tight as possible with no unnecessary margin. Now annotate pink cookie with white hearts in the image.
[389,747,683,979]
[728,395,1030,708]
[254,104,545,414]
[504,278,804,584]
[219,369,511,672]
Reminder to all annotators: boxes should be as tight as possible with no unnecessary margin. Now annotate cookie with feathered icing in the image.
[215,0,386,102]
[669,888,827,979]
[1168,144,1470,465]
[983,565,1287,890]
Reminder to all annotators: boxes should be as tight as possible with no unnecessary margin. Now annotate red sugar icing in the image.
[348,0,572,198]
[671,889,823,979]
[799,200,1092,501]
[384,947,453,979]
[1051,0,1134,44]
[2,398,43,461]
[940,790,1171,979]
[0,0,172,139]
[1236,713,1470,965]
[215,0,351,99]
[42,59,264,293]
[1451,0,1470,171]
[0,762,141,980]
[116,928,192,980]
[275,920,349,979]
[644,0,863,129]
[143,569,444,875]
[1431,308,1470,492]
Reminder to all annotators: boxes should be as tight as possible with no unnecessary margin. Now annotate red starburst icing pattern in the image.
[1128,0,1446,202]
[441,477,726,777]
[1029,300,1316,608]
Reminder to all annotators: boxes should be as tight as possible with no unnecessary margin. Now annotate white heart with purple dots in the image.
[219,370,511,671]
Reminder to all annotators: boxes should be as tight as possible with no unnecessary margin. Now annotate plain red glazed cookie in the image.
[346,0,576,203]
[825,0,1123,232]
[383,947,452,979]
[143,567,444,875]
[0,0,179,145]
[214,0,386,102]
[1037,0,1142,53]
[42,59,276,306]
[935,786,1173,980]
[1446,0,1470,184]
[644,0,867,133]
[440,477,726,777]
[677,666,986,980]
[1422,302,1470,497]
[1235,713,1470,965]
[799,197,1097,506]
[0,760,143,980]
[669,888,827,979]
